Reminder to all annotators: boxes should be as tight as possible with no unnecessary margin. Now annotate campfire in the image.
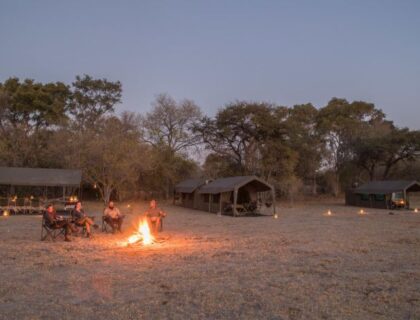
[127,218,154,246]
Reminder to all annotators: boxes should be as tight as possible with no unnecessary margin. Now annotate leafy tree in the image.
[193,101,288,176]
[68,75,122,129]
[0,77,70,166]
[316,98,385,194]
[68,115,147,203]
[286,104,322,194]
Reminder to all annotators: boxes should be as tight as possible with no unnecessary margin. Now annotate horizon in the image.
[1,0,419,129]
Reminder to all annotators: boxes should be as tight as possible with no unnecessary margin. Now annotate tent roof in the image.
[0,167,82,187]
[199,176,272,194]
[175,178,208,193]
[354,180,420,194]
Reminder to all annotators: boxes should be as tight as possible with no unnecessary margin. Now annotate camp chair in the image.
[71,215,87,236]
[41,214,66,241]
[148,217,163,233]
[101,215,112,233]
[102,215,125,233]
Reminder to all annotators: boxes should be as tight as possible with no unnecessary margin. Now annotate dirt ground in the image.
[0,200,419,320]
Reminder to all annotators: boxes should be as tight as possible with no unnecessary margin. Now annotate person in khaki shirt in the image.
[144,199,166,234]
[103,201,124,233]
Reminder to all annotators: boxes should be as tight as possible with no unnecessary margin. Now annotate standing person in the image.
[144,199,166,234]
[71,201,98,238]
[103,201,124,233]
[44,204,76,242]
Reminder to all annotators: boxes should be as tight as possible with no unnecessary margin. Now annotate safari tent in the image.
[345,180,420,209]
[176,176,275,216]
[0,167,82,214]
[174,178,208,209]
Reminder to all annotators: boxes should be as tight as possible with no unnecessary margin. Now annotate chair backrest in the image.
[42,212,53,228]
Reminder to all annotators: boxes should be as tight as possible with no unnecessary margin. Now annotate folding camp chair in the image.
[41,215,66,241]
[149,218,163,233]
[102,215,125,233]
[101,215,112,233]
[70,211,93,236]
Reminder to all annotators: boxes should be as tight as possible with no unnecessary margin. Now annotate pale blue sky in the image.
[1,0,419,128]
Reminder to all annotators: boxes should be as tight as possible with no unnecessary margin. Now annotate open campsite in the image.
[1,200,419,320]
[2,2,420,319]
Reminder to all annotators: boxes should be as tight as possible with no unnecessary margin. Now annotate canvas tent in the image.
[345,180,420,209]
[174,178,208,209]
[0,167,82,214]
[175,176,275,216]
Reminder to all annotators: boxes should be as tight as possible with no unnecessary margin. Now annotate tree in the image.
[68,75,122,129]
[316,98,385,194]
[193,101,288,176]
[286,104,322,194]
[0,77,70,166]
[351,123,420,181]
[380,129,420,179]
[141,93,202,153]
[65,115,148,203]
[141,94,202,197]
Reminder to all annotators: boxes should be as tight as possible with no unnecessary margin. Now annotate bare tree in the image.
[141,93,202,154]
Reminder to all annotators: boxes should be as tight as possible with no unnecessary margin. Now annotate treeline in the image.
[1,76,419,202]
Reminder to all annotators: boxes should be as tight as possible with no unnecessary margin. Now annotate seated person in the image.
[44,204,76,242]
[144,199,166,234]
[103,201,124,233]
[71,201,98,238]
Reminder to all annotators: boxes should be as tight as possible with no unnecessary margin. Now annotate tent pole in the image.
[272,187,276,216]
[219,193,222,215]
[209,194,212,212]
[233,188,238,217]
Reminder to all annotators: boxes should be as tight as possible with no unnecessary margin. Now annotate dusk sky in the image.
[1,0,419,128]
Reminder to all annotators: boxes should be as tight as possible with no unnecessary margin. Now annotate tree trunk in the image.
[103,185,113,204]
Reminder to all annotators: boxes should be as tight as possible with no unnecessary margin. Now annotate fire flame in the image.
[127,219,154,245]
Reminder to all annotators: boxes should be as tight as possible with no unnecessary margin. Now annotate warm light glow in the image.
[3,210,9,217]
[414,208,418,213]
[139,221,153,245]
[273,213,278,219]
[359,209,366,215]
[127,219,154,246]
[93,184,97,189]
[30,195,34,200]
[127,204,131,208]
[326,210,332,216]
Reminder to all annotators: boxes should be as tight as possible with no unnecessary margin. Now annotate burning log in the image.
[126,218,167,246]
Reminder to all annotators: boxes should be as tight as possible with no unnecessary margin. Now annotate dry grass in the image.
[1,200,420,320]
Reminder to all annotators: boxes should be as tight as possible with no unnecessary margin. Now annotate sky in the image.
[1,0,419,128]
